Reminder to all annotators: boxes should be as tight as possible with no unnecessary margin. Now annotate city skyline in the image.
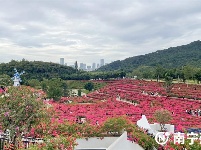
[0,1,201,64]
[59,58,106,71]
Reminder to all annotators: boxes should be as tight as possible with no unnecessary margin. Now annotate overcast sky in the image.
[0,0,201,66]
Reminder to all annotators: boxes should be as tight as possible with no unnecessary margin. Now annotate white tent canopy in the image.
[137,115,155,135]
[137,115,151,129]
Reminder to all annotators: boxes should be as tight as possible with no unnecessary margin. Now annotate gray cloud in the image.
[0,0,201,65]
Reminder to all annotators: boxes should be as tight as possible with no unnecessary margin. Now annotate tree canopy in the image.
[0,60,127,81]
[0,86,52,143]
[154,109,172,131]
[41,78,67,100]
[0,60,76,81]
[84,82,94,91]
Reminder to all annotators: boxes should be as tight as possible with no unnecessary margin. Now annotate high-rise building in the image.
[60,58,64,65]
[100,59,104,67]
[97,63,99,68]
[92,63,96,71]
[80,63,83,70]
[83,64,86,71]
[80,63,86,70]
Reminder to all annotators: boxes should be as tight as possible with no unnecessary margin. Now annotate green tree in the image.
[174,68,184,83]
[164,72,173,94]
[84,82,94,91]
[101,116,131,136]
[155,65,165,82]
[195,69,201,84]
[119,71,126,78]
[46,78,63,100]
[131,66,155,79]
[26,79,41,88]
[154,109,172,131]
[41,79,48,91]
[75,61,78,73]
[0,86,52,145]
[62,81,69,97]
[0,74,12,86]
[183,65,196,84]
[47,85,63,100]
[78,89,82,96]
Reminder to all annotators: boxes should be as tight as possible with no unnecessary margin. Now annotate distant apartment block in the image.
[60,58,64,65]
[100,59,104,67]
[92,63,96,71]
[80,63,86,71]
[83,64,86,70]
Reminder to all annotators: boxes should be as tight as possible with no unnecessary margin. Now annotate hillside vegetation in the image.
[0,60,126,82]
[98,40,201,72]
[0,60,76,81]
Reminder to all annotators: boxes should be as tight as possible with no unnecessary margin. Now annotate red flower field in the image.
[50,79,201,131]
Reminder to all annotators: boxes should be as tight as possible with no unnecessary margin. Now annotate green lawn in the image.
[145,79,199,85]
[66,80,107,90]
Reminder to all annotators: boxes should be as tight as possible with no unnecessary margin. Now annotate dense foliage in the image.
[23,116,158,150]
[154,109,172,131]
[101,116,131,136]
[0,60,126,82]
[41,78,68,100]
[98,40,201,72]
[84,82,94,91]
[124,64,201,84]
[0,74,12,86]
[0,60,76,81]
[0,86,52,145]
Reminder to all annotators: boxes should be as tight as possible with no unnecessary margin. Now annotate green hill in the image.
[98,40,201,72]
[0,60,76,81]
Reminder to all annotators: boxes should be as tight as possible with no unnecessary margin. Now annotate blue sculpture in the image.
[12,68,25,86]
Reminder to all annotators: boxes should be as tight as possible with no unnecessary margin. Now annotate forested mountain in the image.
[0,60,76,81]
[98,40,201,72]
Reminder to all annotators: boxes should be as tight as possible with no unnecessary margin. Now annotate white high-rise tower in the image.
[100,59,104,67]
[60,58,64,65]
